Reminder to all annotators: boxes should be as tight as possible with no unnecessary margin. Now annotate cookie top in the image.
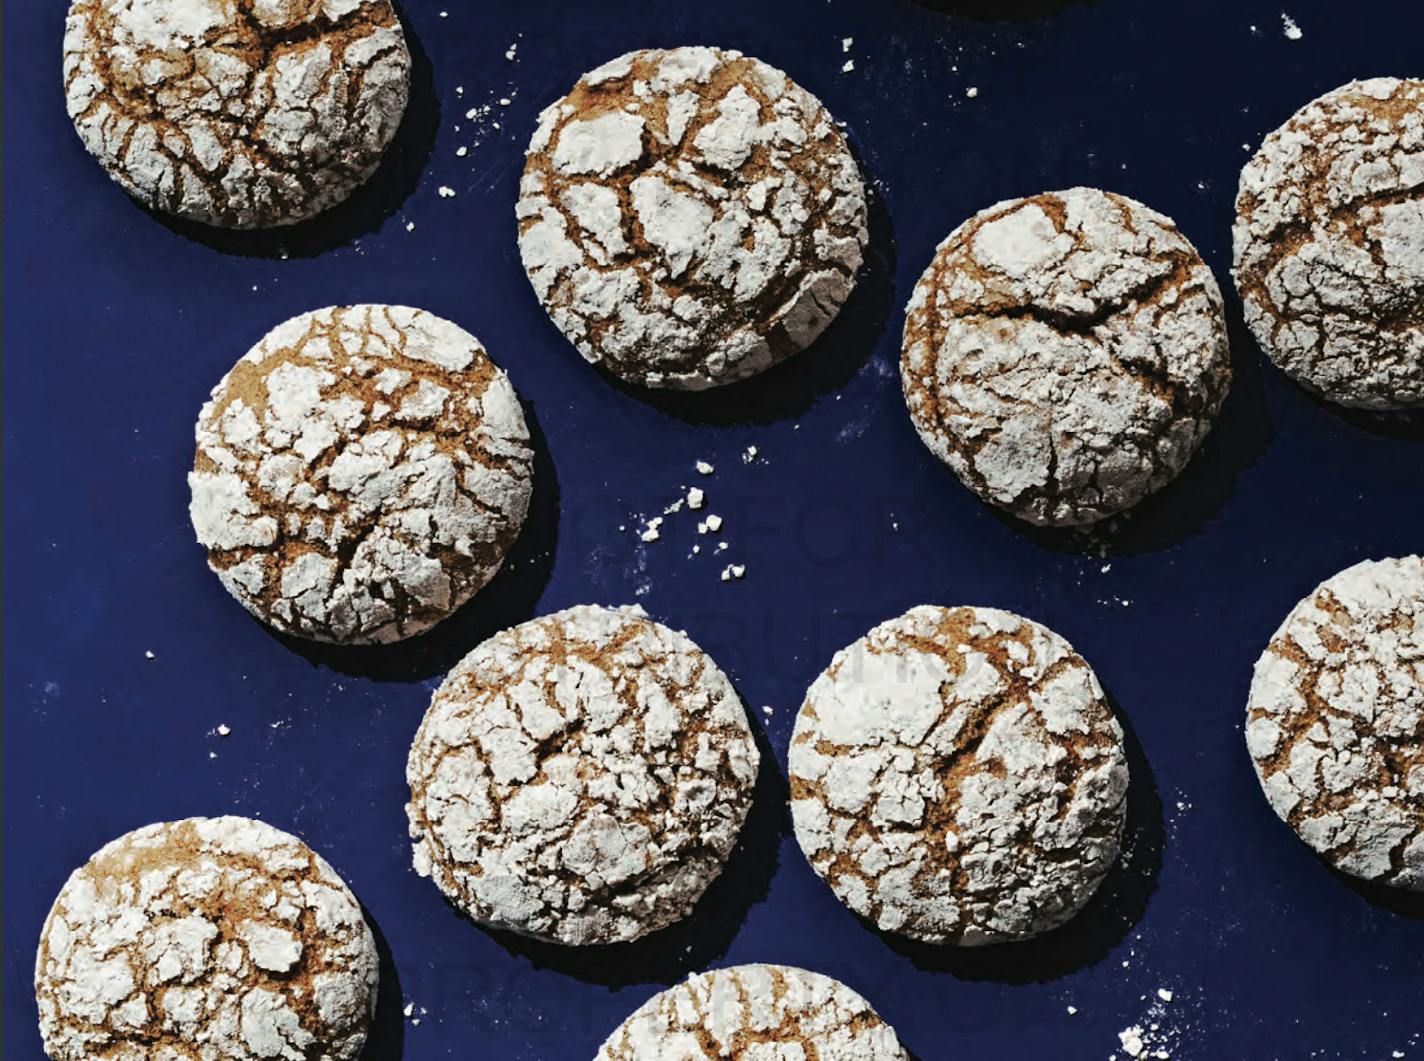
[595,964,908,1061]
[405,605,760,945]
[1246,556,1424,889]
[789,605,1129,945]
[63,0,410,228]
[902,187,1231,527]
[1234,78,1424,410]
[189,305,532,646]
[516,46,868,390]
[34,817,378,1061]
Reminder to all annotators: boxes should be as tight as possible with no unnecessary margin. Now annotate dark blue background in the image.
[6,1,1423,1057]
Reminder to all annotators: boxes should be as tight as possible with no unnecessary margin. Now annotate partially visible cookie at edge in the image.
[34,817,378,1061]
[517,46,869,390]
[902,187,1231,527]
[596,964,910,1060]
[1234,78,1424,410]
[63,0,411,228]
[189,305,533,646]
[789,605,1130,945]
[1246,555,1424,888]
[405,604,760,945]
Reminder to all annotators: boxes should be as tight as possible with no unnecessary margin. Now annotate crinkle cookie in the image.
[596,964,909,1060]
[405,605,760,945]
[1246,556,1424,888]
[189,305,532,645]
[63,0,410,228]
[34,817,378,1061]
[1234,78,1424,410]
[789,605,1130,945]
[902,187,1231,527]
[516,46,868,390]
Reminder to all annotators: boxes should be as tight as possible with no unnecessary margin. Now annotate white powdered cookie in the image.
[34,817,378,1061]
[789,605,1130,945]
[405,605,760,945]
[595,964,909,1061]
[189,305,532,645]
[516,46,868,390]
[1246,556,1424,888]
[63,0,410,228]
[902,187,1231,527]
[1234,78,1424,410]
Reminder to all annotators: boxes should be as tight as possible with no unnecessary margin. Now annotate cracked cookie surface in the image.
[516,46,868,390]
[63,0,410,228]
[405,605,760,945]
[1234,78,1424,410]
[596,963,908,1060]
[902,187,1231,527]
[189,305,532,645]
[1246,556,1424,889]
[34,817,378,1061]
[789,605,1129,945]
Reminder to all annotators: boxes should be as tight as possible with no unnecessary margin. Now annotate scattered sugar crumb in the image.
[695,460,715,475]
[687,487,705,510]
[403,1003,414,1018]
[742,445,759,462]
[966,86,979,98]
[762,705,774,717]
[499,97,511,106]
[842,37,854,52]
[506,42,519,61]
[209,751,217,760]
[456,146,468,157]
[841,59,855,73]
[144,650,155,660]
[704,514,723,533]
[216,724,231,737]
[405,221,415,232]
[716,541,729,553]
[720,564,746,582]
[1281,12,1303,39]
[1119,1026,1145,1058]
[1101,563,1112,573]
[640,517,663,543]
[1066,1005,1078,1015]
[663,499,684,516]
[437,186,456,198]
[1157,989,1173,1003]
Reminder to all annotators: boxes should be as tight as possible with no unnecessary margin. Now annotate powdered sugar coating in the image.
[34,817,378,1061]
[596,964,908,1060]
[189,305,532,645]
[63,0,410,228]
[1234,78,1424,409]
[1246,556,1424,888]
[516,46,868,390]
[789,605,1129,945]
[405,605,760,945]
[902,187,1231,527]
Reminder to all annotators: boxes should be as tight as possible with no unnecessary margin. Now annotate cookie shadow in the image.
[274,401,559,682]
[915,0,1087,21]
[1333,870,1424,920]
[599,167,896,427]
[359,908,406,1061]
[480,712,788,988]
[873,690,1163,983]
[146,6,438,260]
[1294,386,1424,442]
[996,300,1275,557]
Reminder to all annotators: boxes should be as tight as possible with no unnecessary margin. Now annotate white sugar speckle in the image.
[1157,989,1173,1003]
[687,487,705,510]
[1066,1005,1078,1015]
[456,146,468,157]
[841,59,855,73]
[640,517,663,543]
[405,221,415,232]
[216,724,231,737]
[1281,12,1303,39]
[437,186,456,198]
[704,514,723,533]
[742,444,759,462]
[144,650,155,660]
[966,86,979,98]
[506,42,519,61]
[842,37,854,52]
[695,460,715,476]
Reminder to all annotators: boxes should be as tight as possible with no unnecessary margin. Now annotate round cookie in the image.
[63,0,410,228]
[405,604,760,945]
[189,305,532,646]
[1246,556,1424,889]
[902,187,1231,527]
[516,46,868,390]
[1234,78,1424,410]
[34,817,378,1061]
[595,964,908,1061]
[789,605,1130,945]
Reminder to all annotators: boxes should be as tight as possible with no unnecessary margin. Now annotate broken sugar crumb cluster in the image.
[790,605,1129,945]
[1247,556,1424,889]
[902,187,1231,528]
[189,305,533,645]
[405,605,760,945]
[63,0,410,228]
[596,964,908,1061]
[35,817,378,1061]
[517,46,868,389]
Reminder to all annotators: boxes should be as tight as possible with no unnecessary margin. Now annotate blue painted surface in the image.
[5,1,1423,1058]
